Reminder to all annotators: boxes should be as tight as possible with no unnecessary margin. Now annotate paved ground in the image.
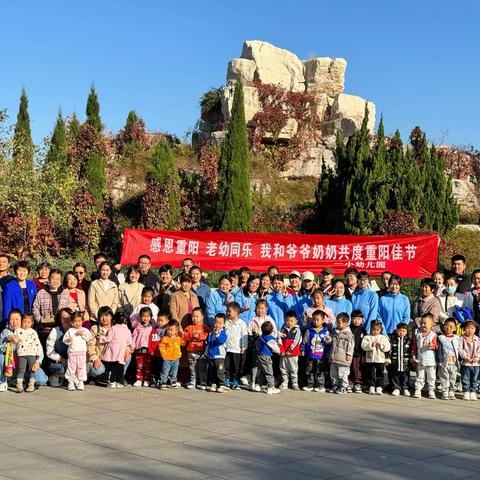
[0,385,479,480]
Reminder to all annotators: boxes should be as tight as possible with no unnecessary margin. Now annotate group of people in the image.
[0,252,479,400]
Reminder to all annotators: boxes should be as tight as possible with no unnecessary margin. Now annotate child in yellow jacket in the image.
[159,320,184,389]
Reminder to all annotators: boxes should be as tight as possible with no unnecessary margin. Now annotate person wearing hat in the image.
[301,271,316,297]
[287,271,312,322]
[320,267,335,297]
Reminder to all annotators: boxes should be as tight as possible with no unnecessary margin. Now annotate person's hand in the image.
[346,354,352,362]
[286,351,291,356]
[93,359,102,370]
[301,351,305,356]
[244,301,250,311]
[114,263,122,271]
[193,332,199,340]
[240,348,245,355]
[31,361,40,372]
[280,332,286,338]
[59,357,68,367]
[10,335,19,344]
[125,350,131,362]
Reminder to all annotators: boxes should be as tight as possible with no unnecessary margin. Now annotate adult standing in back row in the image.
[351,271,378,331]
[88,262,119,321]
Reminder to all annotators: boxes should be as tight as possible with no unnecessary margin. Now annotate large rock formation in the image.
[194,40,376,178]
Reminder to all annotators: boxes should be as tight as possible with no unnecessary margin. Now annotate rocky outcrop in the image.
[195,40,376,179]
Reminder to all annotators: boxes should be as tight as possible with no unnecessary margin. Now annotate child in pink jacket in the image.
[132,306,154,387]
[100,312,133,388]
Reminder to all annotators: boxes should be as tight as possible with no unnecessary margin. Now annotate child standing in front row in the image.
[279,310,301,390]
[159,320,183,389]
[132,306,154,387]
[225,302,248,390]
[99,311,133,388]
[458,320,480,401]
[389,322,412,397]
[257,321,280,394]
[327,313,354,395]
[437,318,460,400]
[412,313,438,399]
[206,313,228,393]
[130,287,159,328]
[182,307,210,389]
[149,312,170,387]
[349,310,366,393]
[63,312,92,391]
[14,314,42,393]
[301,310,330,392]
[361,320,391,395]
[0,309,22,391]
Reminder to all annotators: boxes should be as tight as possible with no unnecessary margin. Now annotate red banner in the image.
[120,229,439,278]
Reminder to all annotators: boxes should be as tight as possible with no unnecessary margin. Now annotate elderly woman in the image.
[118,265,144,316]
[169,274,200,328]
[2,261,37,323]
[411,278,442,332]
[46,307,73,387]
[155,264,177,312]
[58,271,90,323]
[87,306,131,380]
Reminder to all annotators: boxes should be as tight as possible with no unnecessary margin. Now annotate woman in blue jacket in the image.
[325,279,353,318]
[234,275,260,326]
[377,274,411,335]
[206,275,233,327]
[2,261,37,323]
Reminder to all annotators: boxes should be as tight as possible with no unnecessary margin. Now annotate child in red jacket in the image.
[182,307,211,389]
[279,310,302,390]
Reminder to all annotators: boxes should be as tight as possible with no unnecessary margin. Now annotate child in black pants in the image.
[388,322,412,396]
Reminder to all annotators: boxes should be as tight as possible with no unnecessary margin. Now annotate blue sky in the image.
[1,1,479,148]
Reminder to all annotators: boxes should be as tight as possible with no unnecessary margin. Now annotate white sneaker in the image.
[302,386,313,391]
[442,391,449,400]
[470,392,477,401]
[107,382,117,388]
[115,382,123,388]
[266,387,280,394]
[428,390,436,399]
[448,390,456,400]
[142,381,150,388]
[254,384,261,392]
[402,388,410,397]
[250,382,256,391]
[463,391,471,401]
[391,389,400,396]
[368,386,375,395]
[133,380,142,387]
[186,382,195,390]
[279,381,288,390]
[67,382,76,391]
[77,381,85,391]
[240,376,249,386]
[210,384,217,392]
[313,387,320,392]
[413,389,421,398]
[0,382,8,392]
[375,387,383,395]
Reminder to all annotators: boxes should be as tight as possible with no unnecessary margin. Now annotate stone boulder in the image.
[304,57,346,97]
[241,40,305,92]
[452,179,480,223]
[221,84,262,123]
[331,93,376,136]
[227,58,256,84]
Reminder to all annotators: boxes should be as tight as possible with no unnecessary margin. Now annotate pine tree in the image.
[86,84,102,132]
[41,111,76,242]
[125,110,139,131]
[85,151,107,210]
[140,140,181,230]
[68,112,80,141]
[13,88,34,166]
[216,80,252,231]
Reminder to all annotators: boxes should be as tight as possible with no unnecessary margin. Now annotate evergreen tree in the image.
[13,88,34,166]
[86,84,102,132]
[140,140,181,230]
[68,112,80,141]
[85,151,107,210]
[41,111,76,242]
[125,110,139,131]
[216,80,252,231]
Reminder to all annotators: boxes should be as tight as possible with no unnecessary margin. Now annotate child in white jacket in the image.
[361,320,391,395]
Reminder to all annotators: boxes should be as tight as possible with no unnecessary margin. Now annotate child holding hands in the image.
[458,320,480,401]
[63,312,92,391]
